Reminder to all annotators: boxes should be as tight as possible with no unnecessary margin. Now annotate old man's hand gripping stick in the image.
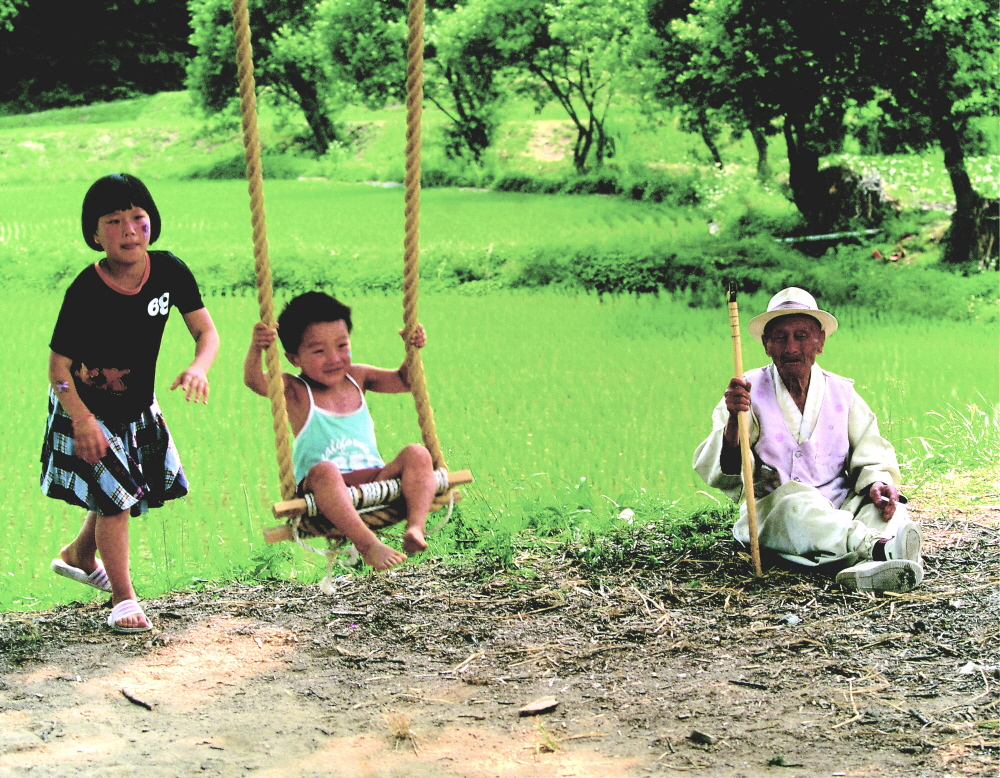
[728,285,763,577]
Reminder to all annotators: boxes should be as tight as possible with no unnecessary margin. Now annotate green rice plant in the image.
[1,286,996,611]
[900,398,1000,477]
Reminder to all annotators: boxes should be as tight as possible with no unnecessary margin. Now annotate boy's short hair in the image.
[278,292,353,353]
[82,173,161,251]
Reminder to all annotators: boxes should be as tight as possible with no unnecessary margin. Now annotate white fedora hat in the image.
[748,287,839,342]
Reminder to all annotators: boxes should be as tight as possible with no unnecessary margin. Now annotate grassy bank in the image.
[2,179,997,323]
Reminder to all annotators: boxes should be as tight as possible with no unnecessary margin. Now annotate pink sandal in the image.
[51,558,112,592]
[107,599,151,633]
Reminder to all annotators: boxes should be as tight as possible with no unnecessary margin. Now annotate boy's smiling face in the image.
[92,206,150,267]
[287,320,352,386]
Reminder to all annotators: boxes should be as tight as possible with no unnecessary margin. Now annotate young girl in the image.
[244,292,436,571]
[43,173,219,633]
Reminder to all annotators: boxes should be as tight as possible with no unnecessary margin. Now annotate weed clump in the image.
[568,503,736,573]
[0,619,43,665]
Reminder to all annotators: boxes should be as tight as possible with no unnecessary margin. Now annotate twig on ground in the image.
[120,689,154,711]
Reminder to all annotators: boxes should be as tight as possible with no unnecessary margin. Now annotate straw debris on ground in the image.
[0,479,997,777]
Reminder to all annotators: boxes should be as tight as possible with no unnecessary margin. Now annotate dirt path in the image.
[1,489,998,778]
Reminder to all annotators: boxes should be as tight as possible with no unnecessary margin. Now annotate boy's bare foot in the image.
[402,526,428,554]
[356,539,407,570]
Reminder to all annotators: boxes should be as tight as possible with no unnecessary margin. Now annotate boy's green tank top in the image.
[291,374,385,483]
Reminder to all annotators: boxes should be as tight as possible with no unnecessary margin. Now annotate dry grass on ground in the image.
[1,470,997,777]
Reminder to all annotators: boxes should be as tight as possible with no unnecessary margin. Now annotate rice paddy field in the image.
[0,180,709,295]
[0,176,997,613]
[0,282,996,612]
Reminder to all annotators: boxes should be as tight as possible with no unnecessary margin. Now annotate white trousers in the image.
[733,481,911,568]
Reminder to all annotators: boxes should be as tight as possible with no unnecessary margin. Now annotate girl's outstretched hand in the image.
[73,416,108,464]
[399,323,426,348]
[171,367,210,403]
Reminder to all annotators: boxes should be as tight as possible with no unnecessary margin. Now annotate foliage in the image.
[901,399,1000,477]
[0,0,25,32]
[425,1,508,161]
[567,502,736,572]
[187,0,345,153]
[491,166,700,205]
[317,0,407,110]
[643,0,751,172]
[0,0,191,112]
[662,0,886,232]
[650,0,999,263]
[857,0,1000,266]
[483,0,648,173]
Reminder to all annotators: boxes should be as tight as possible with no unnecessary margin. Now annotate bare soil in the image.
[525,121,575,162]
[2,482,998,778]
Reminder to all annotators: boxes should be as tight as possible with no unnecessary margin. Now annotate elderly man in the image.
[693,287,924,592]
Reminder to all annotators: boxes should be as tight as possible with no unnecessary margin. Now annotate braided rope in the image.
[403,0,447,471]
[301,468,452,517]
[231,0,297,502]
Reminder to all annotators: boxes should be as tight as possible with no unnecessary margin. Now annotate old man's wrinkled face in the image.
[763,314,826,386]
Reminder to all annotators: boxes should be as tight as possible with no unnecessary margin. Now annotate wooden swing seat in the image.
[263,468,473,543]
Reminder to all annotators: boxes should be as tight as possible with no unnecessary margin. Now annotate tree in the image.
[859,0,998,266]
[648,0,999,257]
[0,0,192,111]
[486,0,646,173]
[0,0,25,32]
[666,0,880,231]
[315,0,407,111]
[187,0,342,153]
[645,0,767,176]
[425,2,508,161]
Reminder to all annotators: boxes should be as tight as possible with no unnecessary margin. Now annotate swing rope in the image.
[400,0,446,472]
[230,0,457,544]
[231,0,296,504]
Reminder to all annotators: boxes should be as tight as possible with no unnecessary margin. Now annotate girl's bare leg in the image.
[60,511,99,573]
[307,462,406,570]
[62,509,148,630]
[95,510,148,629]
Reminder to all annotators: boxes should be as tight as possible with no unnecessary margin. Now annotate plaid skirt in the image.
[40,390,188,517]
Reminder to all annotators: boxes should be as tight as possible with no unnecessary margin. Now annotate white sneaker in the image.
[836,559,924,593]
[886,520,923,563]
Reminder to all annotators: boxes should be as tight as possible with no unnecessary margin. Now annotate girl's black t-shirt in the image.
[49,251,204,424]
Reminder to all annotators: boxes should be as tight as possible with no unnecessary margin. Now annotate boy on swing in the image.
[244,292,436,570]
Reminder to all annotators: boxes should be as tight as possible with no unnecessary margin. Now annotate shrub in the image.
[183,153,306,180]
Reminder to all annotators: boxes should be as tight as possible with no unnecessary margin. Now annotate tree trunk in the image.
[700,126,724,169]
[783,120,824,229]
[285,66,337,154]
[751,126,770,181]
[934,110,989,267]
[593,116,614,169]
[573,121,594,174]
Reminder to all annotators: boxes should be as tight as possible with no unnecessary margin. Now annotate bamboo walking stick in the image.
[727,284,763,577]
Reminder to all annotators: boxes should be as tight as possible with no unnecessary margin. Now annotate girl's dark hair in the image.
[81,173,161,251]
[278,291,353,353]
